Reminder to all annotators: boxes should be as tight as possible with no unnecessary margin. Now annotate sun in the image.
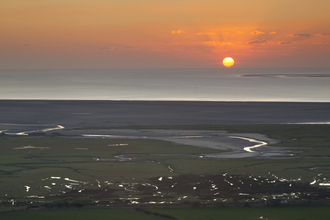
[223,57,234,67]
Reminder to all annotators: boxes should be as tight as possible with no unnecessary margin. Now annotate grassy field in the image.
[0,124,329,212]
[148,206,330,220]
[2,206,330,220]
[0,137,223,185]
[1,208,165,220]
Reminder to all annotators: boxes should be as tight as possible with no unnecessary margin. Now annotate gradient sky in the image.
[1,0,329,68]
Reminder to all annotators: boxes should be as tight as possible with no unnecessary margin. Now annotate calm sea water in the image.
[0,68,329,102]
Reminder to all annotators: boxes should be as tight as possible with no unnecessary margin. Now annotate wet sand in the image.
[64,129,283,159]
[1,101,330,129]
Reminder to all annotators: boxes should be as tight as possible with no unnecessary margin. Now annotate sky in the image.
[1,0,330,69]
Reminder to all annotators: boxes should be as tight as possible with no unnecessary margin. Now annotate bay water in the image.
[0,68,329,102]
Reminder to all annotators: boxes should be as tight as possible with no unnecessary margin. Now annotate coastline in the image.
[1,101,330,129]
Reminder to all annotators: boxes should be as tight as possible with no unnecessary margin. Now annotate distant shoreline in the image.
[1,100,330,127]
[0,99,330,103]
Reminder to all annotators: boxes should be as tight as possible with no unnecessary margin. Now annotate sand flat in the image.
[1,101,330,129]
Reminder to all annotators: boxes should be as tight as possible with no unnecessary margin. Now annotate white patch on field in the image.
[319,183,330,186]
[64,178,87,184]
[96,179,101,188]
[13,145,50,149]
[27,195,45,198]
[310,179,317,185]
[24,186,30,192]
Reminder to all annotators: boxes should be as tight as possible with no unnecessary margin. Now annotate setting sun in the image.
[223,57,235,67]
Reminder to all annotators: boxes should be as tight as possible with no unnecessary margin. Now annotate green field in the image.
[148,206,330,220]
[1,208,164,220]
[2,206,330,220]
[0,124,330,213]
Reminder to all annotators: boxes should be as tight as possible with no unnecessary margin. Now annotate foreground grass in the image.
[149,206,330,220]
[1,208,165,220]
[0,137,223,186]
[2,206,330,220]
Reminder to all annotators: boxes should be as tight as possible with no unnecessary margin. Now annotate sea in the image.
[0,68,329,102]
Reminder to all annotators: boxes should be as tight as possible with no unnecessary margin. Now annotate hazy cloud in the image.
[166,42,178,45]
[237,31,244,34]
[315,33,330,36]
[121,46,135,49]
[269,31,277,35]
[172,30,185,34]
[289,33,310,37]
[23,44,32,47]
[192,46,215,52]
[98,47,109,50]
[247,39,268,45]
[197,32,217,35]
[98,45,135,50]
[277,41,295,44]
[203,41,233,46]
[251,30,265,35]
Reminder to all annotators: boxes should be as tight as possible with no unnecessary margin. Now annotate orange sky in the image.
[1,0,329,68]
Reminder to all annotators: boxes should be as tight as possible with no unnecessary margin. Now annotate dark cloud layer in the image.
[247,39,268,45]
[289,33,310,37]
[278,41,295,44]
[315,33,330,36]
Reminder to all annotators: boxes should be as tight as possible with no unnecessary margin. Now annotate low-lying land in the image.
[0,124,329,215]
[3,206,330,220]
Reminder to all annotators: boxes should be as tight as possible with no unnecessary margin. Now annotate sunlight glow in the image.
[223,57,234,67]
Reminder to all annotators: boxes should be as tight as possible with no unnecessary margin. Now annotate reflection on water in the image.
[5,125,65,136]
[1,68,330,102]
[228,136,268,152]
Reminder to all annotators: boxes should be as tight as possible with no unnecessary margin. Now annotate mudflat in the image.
[0,101,330,129]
